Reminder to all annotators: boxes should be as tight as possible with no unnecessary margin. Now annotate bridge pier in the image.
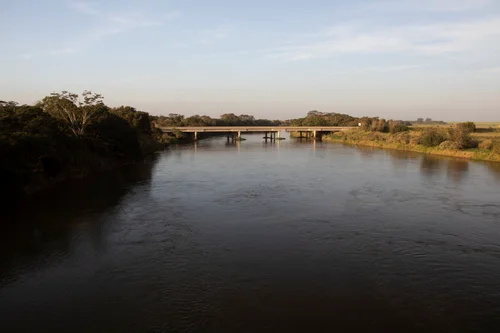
[194,131,198,141]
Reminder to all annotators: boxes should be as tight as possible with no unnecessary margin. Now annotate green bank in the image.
[325,122,500,163]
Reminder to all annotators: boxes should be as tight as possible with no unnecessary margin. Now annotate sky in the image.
[1,0,500,121]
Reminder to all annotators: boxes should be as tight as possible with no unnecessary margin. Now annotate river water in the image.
[1,133,500,332]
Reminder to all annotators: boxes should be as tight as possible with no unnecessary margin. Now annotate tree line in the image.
[154,113,281,127]
[0,91,164,202]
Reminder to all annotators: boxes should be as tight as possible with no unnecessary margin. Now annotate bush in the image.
[479,139,494,150]
[449,122,477,149]
[439,140,460,150]
[360,118,372,131]
[373,119,388,132]
[493,141,500,154]
[420,129,447,147]
[451,131,473,149]
[387,132,410,144]
[389,123,409,134]
[456,122,476,134]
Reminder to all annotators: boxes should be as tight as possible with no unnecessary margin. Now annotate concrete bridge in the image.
[159,126,358,141]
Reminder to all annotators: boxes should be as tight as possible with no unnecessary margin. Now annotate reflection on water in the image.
[0,156,158,288]
[447,160,469,183]
[420,155,445,176]
[483,160,500,180]
[1,136,500,332]
[419,155,473,183]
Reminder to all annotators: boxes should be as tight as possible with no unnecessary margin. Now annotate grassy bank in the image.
[325,129,500,163]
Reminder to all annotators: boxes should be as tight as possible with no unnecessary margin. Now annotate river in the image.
[1,133,500,332]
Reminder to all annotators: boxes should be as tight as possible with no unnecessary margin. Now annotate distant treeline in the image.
[154,113,281,127]
[154,110,443,128]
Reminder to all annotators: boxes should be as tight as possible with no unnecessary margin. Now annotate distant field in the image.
[474,122,500,129]
[472,132,500,139]
[413,122,500,129]
[411,122,500,140]
[449,122,500,129]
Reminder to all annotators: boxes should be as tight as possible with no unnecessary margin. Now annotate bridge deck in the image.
[159,126,357,132]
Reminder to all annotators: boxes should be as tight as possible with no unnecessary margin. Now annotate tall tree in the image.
[41,90,104,136]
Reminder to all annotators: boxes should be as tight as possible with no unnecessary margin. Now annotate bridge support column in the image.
[238,131,241,140]
[194,131,198,141]
[277,131,280,139]
[313,130,317,139]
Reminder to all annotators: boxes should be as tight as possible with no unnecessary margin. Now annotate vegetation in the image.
[0,93,165,201]
[413,118,447,126]
[40,90,104,136]
[420,128,447,147]
[287,110,359,126]
[155,113,281,127]
[326,122,500,162]
[2,95,499,201]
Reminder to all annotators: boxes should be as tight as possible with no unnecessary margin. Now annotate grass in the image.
[325,129,500,163]
[468,122,500,129]
[412,122,500,129]
[472,132,500,139]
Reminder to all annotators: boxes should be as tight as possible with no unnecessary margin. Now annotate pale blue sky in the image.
[2,0,500,120]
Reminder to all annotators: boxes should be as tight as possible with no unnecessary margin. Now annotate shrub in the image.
[439,140,460,150]
[493,141,500,154]
[479,139,494,150]
[360,118,372,131]
[389,123,410,134]
[374,119,388,132]
[388,132,410,144]
[449,122,477,149]
[420,129,447,147]
[456,122,476,134]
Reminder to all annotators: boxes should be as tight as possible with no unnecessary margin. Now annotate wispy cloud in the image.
[362,0,493,12]
[268,17,500,61]
[70,0,101,16]
[198,28,229,45]
[22,0,181,58]
[354,64,427,72]
[48,47,78,55]
[482,66,500,73]
[20,53,34,60]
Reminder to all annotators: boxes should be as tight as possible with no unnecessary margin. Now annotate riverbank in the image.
[325,130,500,163]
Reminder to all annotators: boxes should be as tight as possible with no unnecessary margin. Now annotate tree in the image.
[220,113,240,125]
[41,90,104,136]
[111,106,152,134]
[0,101,18,111]
[239,114,255,125]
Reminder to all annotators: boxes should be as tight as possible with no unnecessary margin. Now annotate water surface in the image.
[2,134,500,332]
